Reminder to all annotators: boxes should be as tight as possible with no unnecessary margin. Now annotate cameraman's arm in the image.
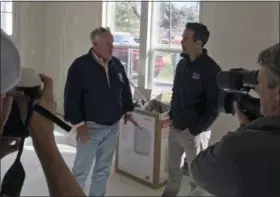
[64,60,83,125]
[28,74,85,196]
[30,112,85,197]
[191,131,239,195]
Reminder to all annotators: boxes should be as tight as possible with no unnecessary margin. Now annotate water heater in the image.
[133,126,152,156]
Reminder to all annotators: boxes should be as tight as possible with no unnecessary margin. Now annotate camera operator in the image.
[0,29,85,196]
[191,43,280,196]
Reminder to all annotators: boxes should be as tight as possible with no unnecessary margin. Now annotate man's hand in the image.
[124,113,140,128]
[37,74,56,111]
[29,74,55,144]
[234,102,250,125]
[17,74,55,130]
[0,137,21,159]
[26,74,86,196]
[76,124,89,143]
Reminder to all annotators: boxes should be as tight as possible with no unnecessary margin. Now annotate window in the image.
[151,2,200,101]
[104,1,200,102]
[152,51,182,102]
[153,2,200,47]
[105,1,141,87]
[1,1,13,35]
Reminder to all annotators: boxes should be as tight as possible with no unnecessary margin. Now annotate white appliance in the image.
[133,126,152,156]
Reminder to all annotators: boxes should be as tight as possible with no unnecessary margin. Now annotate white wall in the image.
[15,2,103,113]
[44,2,103,113]
[200,1,279,143]
[15,1,279,140]
[15,2,46,73]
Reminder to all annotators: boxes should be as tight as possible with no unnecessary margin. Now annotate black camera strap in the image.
[33,104,72,132]
[0,100,34,197]
[0,101,72,196]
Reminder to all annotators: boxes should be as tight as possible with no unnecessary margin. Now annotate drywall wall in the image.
[44,2,103,113]
[15,2,103,113]
[14,1,279,141]
[200,1,279,143]
[14,2,46,73]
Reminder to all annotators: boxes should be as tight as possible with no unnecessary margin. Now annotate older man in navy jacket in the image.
[64,27,137,197]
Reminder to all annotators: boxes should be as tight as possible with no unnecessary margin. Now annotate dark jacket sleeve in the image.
[196,66,221,131]
[64,60,83,125]
[169,59,182,119]
[191,131,240,195]
[120,62,134,113]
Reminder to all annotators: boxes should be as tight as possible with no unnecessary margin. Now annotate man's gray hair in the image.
[90,27,111,43]
[258,42,280,89]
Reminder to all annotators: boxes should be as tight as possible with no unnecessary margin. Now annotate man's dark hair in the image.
[186,22,210,47]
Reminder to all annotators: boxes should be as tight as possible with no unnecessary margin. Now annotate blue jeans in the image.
[72,122,119,196]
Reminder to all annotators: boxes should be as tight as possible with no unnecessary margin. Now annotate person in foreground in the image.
[191,42,280,196]
[64,27,137,196]
[162,22,221,197]
[0,29,85,196]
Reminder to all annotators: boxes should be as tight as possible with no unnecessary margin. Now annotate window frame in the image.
[1,1,19,46]
[1,1,13,36]
[103,1,201,91]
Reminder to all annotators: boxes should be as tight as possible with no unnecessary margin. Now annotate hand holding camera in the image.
[4,68,72,139]
[29,74,56,145]
[0,73,56,158]
[0,29,85,196]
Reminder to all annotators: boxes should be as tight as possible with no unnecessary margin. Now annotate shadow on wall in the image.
[209,113,238,145]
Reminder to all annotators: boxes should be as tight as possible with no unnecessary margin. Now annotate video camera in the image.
[216,68,262,121]
[1,67,72,196]
[3,67,72,138]
[0,29,72,197]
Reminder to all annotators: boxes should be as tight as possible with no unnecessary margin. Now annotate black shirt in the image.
[64,49,134,125]
[170,50,221,135]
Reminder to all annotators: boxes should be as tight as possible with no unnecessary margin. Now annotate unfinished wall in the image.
[15,1,279,140]
[44,2,103,113]
[15,2,46,73]
[200,1,279,143]
[15,2,103,113]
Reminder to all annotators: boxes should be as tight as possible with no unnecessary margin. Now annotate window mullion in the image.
[147,1,160,89]
[12,1,18,44]
[138,1,152,89]
[101,1,108,27]
[103,1,115,31]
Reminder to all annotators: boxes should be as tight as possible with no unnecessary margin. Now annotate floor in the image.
[1,126,192,196]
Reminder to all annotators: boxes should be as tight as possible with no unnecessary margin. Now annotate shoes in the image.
[182,162,190,176]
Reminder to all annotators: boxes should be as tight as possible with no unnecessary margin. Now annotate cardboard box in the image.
[115,108,170,189]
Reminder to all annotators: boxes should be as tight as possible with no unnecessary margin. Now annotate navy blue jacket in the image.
[170,50,221,135]
[64,49,134,125]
